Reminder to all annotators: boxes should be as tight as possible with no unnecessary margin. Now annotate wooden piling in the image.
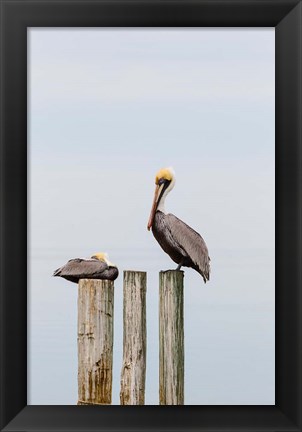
[77,279,114,405]
[120,271,147,405]
[159,270,184,405]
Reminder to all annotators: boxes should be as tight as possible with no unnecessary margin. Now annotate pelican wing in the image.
[54,258,108,279]
[166,213,210,280]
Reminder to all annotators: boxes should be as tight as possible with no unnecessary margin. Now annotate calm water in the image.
[28,246,275,405]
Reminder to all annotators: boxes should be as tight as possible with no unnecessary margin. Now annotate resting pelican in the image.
[53,252,118,283]
[147,167,210,282]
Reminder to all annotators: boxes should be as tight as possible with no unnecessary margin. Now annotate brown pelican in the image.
[53,252,118,283]
[147,167,210,282]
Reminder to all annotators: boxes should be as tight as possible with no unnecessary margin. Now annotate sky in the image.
[28,28,275,405]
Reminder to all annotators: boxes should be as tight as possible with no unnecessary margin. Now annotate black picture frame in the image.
[1,0,301,431]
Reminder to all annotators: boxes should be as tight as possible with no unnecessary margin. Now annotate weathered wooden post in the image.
[77,279,114,405]
[159,270,184,405]
[120,271,147,405]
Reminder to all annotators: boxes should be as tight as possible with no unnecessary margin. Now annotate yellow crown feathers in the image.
[155,167,175,184]
[91,252,108,262]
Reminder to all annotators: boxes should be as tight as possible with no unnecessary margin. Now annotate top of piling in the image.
[160,270,184,274]
[123,270,147,275]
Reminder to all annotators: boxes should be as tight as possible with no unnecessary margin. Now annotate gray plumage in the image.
[53,258,119,283]
[152,211,210,283]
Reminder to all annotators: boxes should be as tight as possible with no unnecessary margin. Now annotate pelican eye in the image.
[158,178,170,186]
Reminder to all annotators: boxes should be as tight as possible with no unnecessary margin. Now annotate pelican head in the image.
[147,167,176,231]
[91,252,115,267]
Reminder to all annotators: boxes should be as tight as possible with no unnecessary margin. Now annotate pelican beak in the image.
[147,183,164,231]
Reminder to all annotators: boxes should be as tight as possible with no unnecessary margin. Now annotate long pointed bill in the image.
[147,184,163,231]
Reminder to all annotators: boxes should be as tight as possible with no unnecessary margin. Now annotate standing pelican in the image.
[53,252,118,283]
[147,167,210,282]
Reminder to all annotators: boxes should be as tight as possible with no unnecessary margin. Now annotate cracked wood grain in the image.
[159,270,184,405]
[77,279,114,405]
[120,271,147,405]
